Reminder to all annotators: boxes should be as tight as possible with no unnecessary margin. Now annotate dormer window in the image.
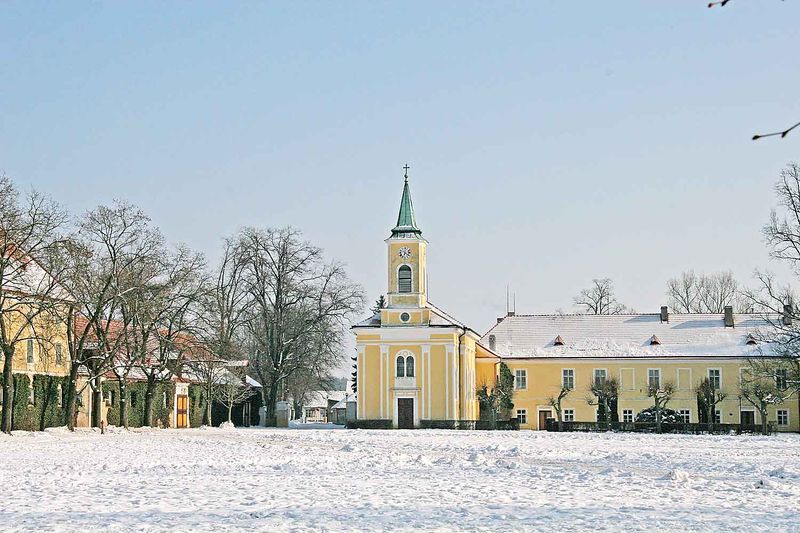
[649,335,661,346]
[745,334,757,346]
[398,265,412,293]
[488,334,496,351]
[553,335,565,346]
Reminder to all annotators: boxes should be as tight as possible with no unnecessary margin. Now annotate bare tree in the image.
[192,238,248,424]
[53,202,165,430]
[236,227,364,424]
[0,175,69,433]
[648,381,676,434]
[547,386,571,431]
[740,371,788,435]
[214,364,255,425]
[667,270,750,313]
[574,278,631,315]
[586,376,619,430]
[695,377,727,432]
[125,244,207,427]
[741,164,800,398]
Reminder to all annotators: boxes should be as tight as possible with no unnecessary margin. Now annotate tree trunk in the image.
[91,376,103,430]
[65,363,79,431]
[143,376,156,427]
[205,383,213,426]
[119,379,128,429]
[263,382,278,425]
[228,402,233,423]
[1,345,15,434]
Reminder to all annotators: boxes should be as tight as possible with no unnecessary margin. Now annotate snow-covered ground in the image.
[1,427,798,532]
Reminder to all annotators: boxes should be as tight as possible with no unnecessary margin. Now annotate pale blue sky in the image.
[2,2,799,333]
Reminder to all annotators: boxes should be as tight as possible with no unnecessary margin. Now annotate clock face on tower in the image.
[398,246,412,260]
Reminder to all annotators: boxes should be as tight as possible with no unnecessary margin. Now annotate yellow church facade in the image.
[353,174,799,432]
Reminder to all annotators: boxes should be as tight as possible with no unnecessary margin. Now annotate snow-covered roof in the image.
[331,392,356,410]
[303,390,348,409]
[482,313,777,359]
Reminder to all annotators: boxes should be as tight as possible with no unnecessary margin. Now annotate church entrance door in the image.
[398,398,414,429]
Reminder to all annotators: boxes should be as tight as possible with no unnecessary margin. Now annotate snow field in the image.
[0,427,798,532]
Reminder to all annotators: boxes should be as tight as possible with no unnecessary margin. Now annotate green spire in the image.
[391,166,422,237]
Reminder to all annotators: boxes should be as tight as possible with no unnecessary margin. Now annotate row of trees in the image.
[0,174,364,433]
[571,271,751,316]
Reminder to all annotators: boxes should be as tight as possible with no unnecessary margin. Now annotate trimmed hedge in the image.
[10,374,69,431]
[346,419,393,429]
[103,380,175,428]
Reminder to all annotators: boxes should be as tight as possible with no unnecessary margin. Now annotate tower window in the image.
[398,265,412,293]
[396,356,405,377]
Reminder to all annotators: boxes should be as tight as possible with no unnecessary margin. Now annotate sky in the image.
[2,2,800,337]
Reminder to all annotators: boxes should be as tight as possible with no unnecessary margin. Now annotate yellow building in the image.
[353,173,799,432]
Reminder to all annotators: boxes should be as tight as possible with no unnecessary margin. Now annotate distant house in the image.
[301,391,347,423]
[330,392,356,425]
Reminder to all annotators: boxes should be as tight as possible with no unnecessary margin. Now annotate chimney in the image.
[783,304,793,326]
[723,306,734,328]
[488,334,496,351]
[660,306,669,323]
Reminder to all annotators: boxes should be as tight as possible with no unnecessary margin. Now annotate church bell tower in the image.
[385,167,428,316]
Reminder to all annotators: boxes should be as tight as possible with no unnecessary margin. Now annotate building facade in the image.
[353,174,799,432]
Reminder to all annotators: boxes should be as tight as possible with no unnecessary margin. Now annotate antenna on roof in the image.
[506,284,509,315]
[513,292,516,314]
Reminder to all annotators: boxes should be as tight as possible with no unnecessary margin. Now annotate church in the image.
[352,172,799,432]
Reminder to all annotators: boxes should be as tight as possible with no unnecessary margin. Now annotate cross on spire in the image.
[403,164,410,181]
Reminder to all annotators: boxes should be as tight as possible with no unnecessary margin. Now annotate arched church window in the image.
[396,355,405,377]
[405,356,415,377]
[398,265,412,293]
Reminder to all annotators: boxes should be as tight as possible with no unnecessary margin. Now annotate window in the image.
[516,409,527,424]
[563,409,575,422]
[515,369,527,390]
[400,312,410,323]
[622,409,634,423]
[708,369,721,390]
[777,409,789,426]
[714,409,721,424]
[593,369,607,387]
[775,369,789,390]
[26,339,34,364]
[562,369,574,390]
[398,265,412,293]
[55,343,63,365]
[648,368,661,390]
[677,409,691,424]
[405,356,415,378]
[396,356,405,377]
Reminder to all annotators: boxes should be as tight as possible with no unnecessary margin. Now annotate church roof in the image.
[390,174,421,237]
[482,312,779,359]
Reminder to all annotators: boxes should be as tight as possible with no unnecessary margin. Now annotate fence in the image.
[544,419,775,435]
